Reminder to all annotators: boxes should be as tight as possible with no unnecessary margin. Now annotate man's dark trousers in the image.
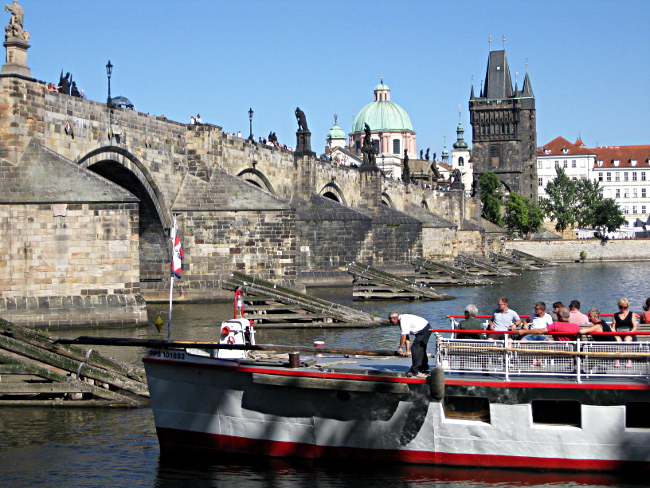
[409,325,432,374]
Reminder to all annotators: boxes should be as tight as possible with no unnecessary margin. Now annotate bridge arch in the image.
[237,168,276,194]
[381,192,394,207]
[78,147,171,229]
[77,147,172,285]
[319,182,347,205]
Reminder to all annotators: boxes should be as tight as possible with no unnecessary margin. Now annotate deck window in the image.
[532,400,581,426]
[444,396,490,422]
[626,402,650,428]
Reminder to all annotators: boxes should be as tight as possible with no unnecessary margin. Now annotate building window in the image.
[624,206,629,214]
[555,160,559,168]
[616,189,621,198]
[372,139,379,153]
[538,161,543,169]
[572,177,577,181]
[598,172,603,181]
[572,160,576,168]
[538,177,543,187]
[624,189,629,198]
[624,172,629,181]
[563,161,568,168]
[392,139,400,154]
[597,160,603,167]
[642,172,646,181]
[459,157,464,166]
[642,189,647,198]
[633,188,638,198]
[355,140,360,153]
[607,172,612,181]
[642,206,647,214]
[633,206,637,214]
[633,172,637,181]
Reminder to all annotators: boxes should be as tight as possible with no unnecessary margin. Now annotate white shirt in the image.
[530,312,553,329]
[398,314,429,335]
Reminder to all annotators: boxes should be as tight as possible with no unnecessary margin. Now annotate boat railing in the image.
[435,320,650,383]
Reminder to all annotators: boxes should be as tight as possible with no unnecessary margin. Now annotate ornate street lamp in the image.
[106,60,113,107]
[248,107,254,141]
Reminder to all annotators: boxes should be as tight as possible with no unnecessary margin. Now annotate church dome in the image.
[351,82,413,134]
[327,123,346,140]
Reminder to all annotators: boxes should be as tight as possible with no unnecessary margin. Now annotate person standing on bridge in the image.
[389,312,431,377]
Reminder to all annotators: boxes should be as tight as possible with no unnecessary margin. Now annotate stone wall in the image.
[0,202,146,326]
[505,238,650,262]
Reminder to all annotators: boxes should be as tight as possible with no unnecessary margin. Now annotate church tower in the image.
[469,46,537,201]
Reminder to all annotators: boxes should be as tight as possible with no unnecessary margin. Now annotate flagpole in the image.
[167,275,174,342]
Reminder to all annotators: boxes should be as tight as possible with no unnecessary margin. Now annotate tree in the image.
[478,172,503,226]
[539,167,576,233]
[592,199,627,236]
[574,177,604,228]
[504,192,544,238]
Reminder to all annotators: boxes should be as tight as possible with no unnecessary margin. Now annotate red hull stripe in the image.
[156,427,649,472]
[144,357,650,390]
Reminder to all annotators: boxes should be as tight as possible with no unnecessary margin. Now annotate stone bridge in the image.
[0,74,500,326]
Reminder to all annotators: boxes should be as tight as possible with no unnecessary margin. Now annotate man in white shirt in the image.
[389,312,431,377]
[522,301,554,341]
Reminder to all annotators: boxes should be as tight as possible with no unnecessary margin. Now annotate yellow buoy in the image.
[154,315,163,333]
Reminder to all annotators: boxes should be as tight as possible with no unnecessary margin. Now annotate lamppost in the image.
[248,107,254,141]
[106,60,113,107]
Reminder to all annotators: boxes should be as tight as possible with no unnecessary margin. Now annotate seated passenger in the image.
[580,308,617,342]
[568,300,589,326]
[516,308,579,341]
[456,304,485,340]
[522,301,553,341]
[582,307,621,368]
[612,297,637,368]
[641,297,650,325]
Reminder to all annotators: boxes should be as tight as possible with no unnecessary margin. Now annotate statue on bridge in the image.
[5,0,27,42]
[425,148,429,161]
[402,149,411,184]
[295,107,309,132]
[58,71,71,95]
[450,168,464,189]
[361,123,376,166]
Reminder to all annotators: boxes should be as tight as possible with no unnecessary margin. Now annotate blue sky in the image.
[20,0,650,153]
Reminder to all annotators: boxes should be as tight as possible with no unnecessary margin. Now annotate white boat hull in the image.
[144,351,650,471]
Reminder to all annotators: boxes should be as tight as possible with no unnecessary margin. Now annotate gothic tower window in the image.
[459,157,464,166]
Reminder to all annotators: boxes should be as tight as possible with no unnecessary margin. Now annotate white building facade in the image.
[538,137,650,228]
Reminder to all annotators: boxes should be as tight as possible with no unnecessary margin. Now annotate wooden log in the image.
[0,383,86,394]
[0,350,145,406]
[57,337,400,358]
[0,335,149,398]
[0,320,145,383]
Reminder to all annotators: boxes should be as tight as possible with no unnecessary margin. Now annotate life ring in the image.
[226,335,236,345]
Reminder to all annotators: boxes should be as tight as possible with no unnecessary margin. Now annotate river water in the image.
[1,261,649,487]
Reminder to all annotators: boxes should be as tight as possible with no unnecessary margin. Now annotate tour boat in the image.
[142,317,650,472]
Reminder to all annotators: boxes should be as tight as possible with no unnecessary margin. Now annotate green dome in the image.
[326,124,346,140]
[351,100,413,134]
[374,81,389,91]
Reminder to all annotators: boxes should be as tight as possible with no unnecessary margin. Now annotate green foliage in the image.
[540,168,627,235]
[504,192,544,238]
[592,198,627,235]
[478,172,503,226]
[539,167,576,233]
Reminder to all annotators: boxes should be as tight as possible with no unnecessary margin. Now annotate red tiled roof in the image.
[537,136,596,156]
[592,145,650,168]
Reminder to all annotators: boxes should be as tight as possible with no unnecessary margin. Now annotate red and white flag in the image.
[170,217,184,278]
